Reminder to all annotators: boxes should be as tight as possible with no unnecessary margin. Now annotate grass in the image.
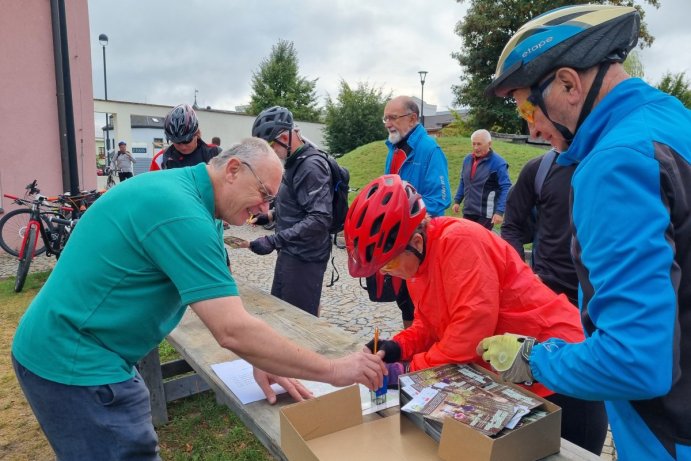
[0,135,547,460]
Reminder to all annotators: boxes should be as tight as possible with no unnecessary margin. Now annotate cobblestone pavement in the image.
[0,223,615,459]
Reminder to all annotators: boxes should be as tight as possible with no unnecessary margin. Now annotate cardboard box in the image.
[280,366,561,461]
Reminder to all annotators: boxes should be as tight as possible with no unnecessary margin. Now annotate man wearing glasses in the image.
[248,106,333,317]
[380,95,451,328]
[159,104,222,170]
[479,5,691,460]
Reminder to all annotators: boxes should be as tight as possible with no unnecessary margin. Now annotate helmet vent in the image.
[383,223,400,253]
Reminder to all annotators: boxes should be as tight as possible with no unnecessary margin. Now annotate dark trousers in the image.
[546,393,609,455]
[463,213,493,230]
[118,172,133,182]
[271,251,327,317]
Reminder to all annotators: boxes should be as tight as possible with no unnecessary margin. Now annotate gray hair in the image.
[209,137,278,169]
[471,129,492,143]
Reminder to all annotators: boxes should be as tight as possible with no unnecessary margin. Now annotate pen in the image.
[373,327,379,354]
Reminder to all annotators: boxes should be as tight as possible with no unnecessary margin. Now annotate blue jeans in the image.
[12,354,160,461]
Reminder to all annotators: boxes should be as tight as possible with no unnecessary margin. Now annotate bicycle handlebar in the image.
[49,216,77,226]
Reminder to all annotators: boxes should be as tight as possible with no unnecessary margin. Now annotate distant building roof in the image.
[130,115,165,129]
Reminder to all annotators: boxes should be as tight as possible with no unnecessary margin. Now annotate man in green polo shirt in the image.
[12,138,386,461]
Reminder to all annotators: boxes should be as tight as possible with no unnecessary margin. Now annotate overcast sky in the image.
[88,0,690,114]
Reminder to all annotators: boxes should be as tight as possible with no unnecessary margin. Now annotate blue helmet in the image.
[486,5,640,97]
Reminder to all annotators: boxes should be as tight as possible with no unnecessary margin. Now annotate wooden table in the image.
[166,282,600,461]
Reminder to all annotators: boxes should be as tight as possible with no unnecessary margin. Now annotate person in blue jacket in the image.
[479,5,691,461]
[452,129,512,230]
[383,95,451,327]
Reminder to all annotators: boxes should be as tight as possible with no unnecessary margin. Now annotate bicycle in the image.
[0,180,65,256]
[2,180,102,292]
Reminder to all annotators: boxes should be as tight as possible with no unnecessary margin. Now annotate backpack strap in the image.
[534,148,557,201]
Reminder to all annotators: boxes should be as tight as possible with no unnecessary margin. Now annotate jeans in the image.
[12,354,160,461]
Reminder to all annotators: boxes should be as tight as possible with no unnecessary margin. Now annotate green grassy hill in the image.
[337,135,549,214]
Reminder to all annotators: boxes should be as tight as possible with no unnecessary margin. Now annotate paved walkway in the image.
[0,223,615,459]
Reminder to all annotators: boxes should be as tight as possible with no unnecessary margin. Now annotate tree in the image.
[323,80,390,155]
[452,0,660,134]
[624,51,645,78]
[657,72,691,108]
[248,40,321,122]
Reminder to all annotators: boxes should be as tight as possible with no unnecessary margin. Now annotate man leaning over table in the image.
[11,138,386,461]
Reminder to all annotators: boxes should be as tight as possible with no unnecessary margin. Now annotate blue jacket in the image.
[453,150,511,217]
[385,124,450,217]
[531,78,691,461]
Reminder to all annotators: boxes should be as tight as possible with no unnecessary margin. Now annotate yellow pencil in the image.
[373,327,379,354]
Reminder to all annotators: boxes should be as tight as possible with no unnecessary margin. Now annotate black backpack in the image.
[286,149,350,235]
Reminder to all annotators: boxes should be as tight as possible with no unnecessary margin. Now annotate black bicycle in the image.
[2,180,102,292]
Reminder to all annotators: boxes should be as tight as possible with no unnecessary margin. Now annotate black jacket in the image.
[161,140,221,169]
[274,143,333,262]
[501,152,577,299]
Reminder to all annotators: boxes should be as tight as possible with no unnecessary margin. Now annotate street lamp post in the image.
[99,33,110,168]
[418,71,428,129]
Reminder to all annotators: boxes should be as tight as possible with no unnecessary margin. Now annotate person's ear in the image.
[225,157,242,183]
[555,67,582,104]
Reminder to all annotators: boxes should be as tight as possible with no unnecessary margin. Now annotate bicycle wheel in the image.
[14,226,38,292]
[0,209,50,257]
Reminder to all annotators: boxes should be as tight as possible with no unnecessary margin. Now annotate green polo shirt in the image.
[12,164,238,386]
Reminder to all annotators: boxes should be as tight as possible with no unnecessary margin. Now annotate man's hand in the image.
[476,334,535,384]
[253,368,314,404]
[249,213,272,226]
[249,236,275,255]
[363,339,401,363]
[328,351,387,391]
[491,213,504,226]
[452,203,461,214]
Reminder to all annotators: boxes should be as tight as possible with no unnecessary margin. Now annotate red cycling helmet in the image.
[345,175,426,277]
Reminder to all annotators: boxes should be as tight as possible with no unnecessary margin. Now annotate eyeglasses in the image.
[516,74,556,124]
[173,136,195,146]
[242,161,276,204]
[382,113,414,123]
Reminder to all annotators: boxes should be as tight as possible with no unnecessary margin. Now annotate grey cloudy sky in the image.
[88,0,690,113]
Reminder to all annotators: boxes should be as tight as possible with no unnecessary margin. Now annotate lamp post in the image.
[99,33,110,168]
[418,71,428,129]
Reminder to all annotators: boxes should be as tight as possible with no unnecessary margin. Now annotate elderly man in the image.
[381,95,451,327]
[452,129,511,230]
[12,138,386,460]
[478,5,691,460]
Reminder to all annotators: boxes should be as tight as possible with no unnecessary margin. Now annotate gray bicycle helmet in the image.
[486,5,640,98]
[251,106,294,141]
[164,104,199,143]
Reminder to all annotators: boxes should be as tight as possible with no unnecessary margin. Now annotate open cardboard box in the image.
[280,364,561,461]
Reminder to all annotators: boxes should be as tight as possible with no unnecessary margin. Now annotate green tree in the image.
[657,71,691,108]
[248,40,321,122]
[452,0,660,134]
[624,50,645,78]
[323,80,390,155]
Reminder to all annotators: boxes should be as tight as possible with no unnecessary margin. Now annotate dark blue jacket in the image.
[531,78,691,460]
[453,150,511,217]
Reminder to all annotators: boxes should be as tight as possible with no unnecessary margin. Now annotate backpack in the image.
[286,149,351,235]
[529,148,557,265]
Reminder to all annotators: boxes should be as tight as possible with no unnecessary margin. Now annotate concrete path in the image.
[0,223,615,460]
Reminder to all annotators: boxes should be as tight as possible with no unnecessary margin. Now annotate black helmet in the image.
[252,106,294,141]
[164,104,199,143]
[486,5,640,97]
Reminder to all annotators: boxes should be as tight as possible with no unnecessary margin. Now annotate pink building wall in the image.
[0,0,95,211]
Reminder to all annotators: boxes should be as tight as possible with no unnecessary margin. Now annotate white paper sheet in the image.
[211,359,286,404]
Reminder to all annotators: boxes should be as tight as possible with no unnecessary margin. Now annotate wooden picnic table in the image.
[165,281,601,461]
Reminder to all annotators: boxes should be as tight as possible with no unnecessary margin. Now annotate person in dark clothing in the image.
[501,149,579,304]
[246,106,332,317]
[161,104,222,170]
[452,129,512,230]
